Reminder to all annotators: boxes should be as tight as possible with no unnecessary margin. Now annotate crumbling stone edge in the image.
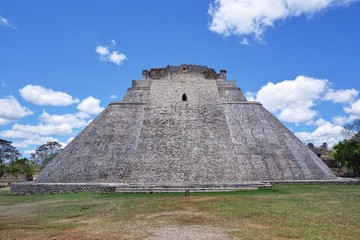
[268,178,360,185]
[10,182,117,195]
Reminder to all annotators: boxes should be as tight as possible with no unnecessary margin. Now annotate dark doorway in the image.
[182,93,187,101]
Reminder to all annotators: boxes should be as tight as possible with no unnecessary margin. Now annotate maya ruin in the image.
[11,65,337,194]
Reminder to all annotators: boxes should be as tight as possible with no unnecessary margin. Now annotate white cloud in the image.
[66,137,75,144]
[278,105,318,123]
[1,94,104,150]
[0,96,33,125]
[5,111,89,137]
[4,97,102,147]
[11,123,73,136]
[2,98,101,139]
[95,46,109,56]
[0,16,17,30]
[344,99,360,117]
[244,91,256,101]
[40,111,88,128]
[0,112,88,139]
[332,115,348,126]
[315,118,327,127]
[247,75,359,146]
[0,111,90,149]
[240,38,250,46]
[12,136,59,149]
[109,51,127,65]
[19,84,79,106]
[57,136,75,149]
[95,41,127,66]
[77,96,104,115]
[23,149,35,155]
[110,94,118,99]
[254,76,327,123]
[249,74,360,126]
[324,88,358,103]
[295,121,344,147]
[208,0,357,41]
[0,129,35,139]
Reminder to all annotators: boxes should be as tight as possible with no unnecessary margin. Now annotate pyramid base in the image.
[10,178,359,195]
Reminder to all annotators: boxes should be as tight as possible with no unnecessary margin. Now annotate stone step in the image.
[114,185,267,193]
[113,182,271,188]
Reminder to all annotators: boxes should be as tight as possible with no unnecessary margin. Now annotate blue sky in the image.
[1,0,360,156]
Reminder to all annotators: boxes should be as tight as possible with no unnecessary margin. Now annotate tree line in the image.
[333,119,360,175]
[0,140,62,180]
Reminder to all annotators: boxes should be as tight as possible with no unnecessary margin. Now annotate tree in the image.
[5,157,34,180]
[31,141,62,169]
[342,119,360,139]
[0,139,20,178]
[333,135,360,175]
[333,119,360,175]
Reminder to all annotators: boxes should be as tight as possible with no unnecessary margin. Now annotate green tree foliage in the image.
[5,158,34,179]
[334,119,360,175]
[327,148,336,159]
[31,141,62,169]
[0,139,20,178]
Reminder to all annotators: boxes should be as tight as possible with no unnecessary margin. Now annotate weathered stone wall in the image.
[122,80,151,103]
[142,65,226,80]
[216,80,247,102]
[148,79,221,106]
[224,102,335,180]
[127,78,241,184]
[129,108,241,184]
[10,182,115,195]
[33,64,336,188]
[36,103,146,183]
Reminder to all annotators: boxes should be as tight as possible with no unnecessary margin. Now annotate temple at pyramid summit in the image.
[12,65,338,194]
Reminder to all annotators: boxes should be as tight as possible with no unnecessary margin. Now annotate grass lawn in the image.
[0,184,359,239]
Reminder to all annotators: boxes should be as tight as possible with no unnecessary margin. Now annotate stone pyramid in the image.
[36,65,336,185]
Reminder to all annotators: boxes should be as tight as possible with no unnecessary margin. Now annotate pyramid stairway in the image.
[114,182,272,194]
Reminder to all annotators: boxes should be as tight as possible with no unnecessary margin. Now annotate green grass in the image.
[1,184,360,239]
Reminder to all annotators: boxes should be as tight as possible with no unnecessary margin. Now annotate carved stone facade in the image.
[19,65,337,188]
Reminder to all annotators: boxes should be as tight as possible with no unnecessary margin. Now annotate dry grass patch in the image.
[1,185,360,239]
[145,225,235,240]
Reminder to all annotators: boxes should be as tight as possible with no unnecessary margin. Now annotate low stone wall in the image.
[11,182,270,195]
[268,178,360,185]
[10,178,360,195]
[10,182,117,195]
